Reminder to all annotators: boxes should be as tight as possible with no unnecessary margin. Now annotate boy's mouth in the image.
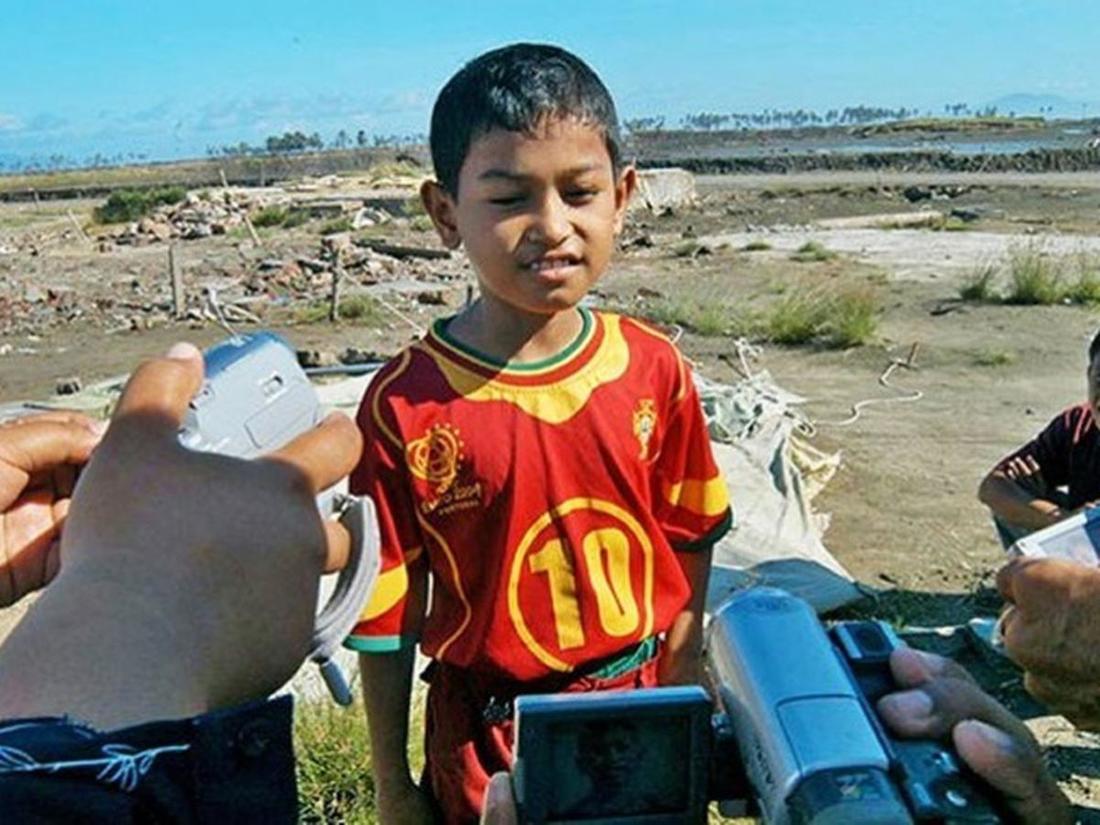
[524,254,582,273]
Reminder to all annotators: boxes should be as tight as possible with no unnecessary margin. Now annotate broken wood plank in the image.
[357,240,451,260]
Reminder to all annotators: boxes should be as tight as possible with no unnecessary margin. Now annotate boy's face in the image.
[422,118,635,316]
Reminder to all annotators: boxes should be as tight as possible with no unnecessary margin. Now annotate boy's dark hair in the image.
[429,43,623,196]
[1091,329,1100,364]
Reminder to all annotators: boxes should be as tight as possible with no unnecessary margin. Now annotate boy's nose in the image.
[526,193,571,246]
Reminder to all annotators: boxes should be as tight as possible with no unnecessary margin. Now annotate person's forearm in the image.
[659,545,713,685]
[358,648,418,789]
[978,475,1066,531]
[0,571,211,729]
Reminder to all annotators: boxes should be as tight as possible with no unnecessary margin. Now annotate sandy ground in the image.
[3,172,1100,818]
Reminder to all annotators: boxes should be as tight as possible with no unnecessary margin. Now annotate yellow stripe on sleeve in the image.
[663,476,730,517]
[360,547,421,621]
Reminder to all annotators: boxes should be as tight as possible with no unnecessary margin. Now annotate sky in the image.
[2,0,1099,168]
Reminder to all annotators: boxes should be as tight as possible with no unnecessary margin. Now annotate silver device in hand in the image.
[178,331,380,705]
[708,587,1002,824]
[512,587,1003,824]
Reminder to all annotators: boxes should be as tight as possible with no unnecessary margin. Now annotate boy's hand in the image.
[0,412,103,607]
[998,558,1100,731]
[378,779,436,825]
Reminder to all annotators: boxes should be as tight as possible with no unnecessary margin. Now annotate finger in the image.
[111,343,204,431]
[953,720,1070,823]
[879,672,1032,747]
[263,413,362,495]
[0,421,102,509]
[889,647,974,690]
[5,411,104,436]
[996,557,1040,605]
[1,488,59,602]
[480,772,518,825]
[323,519,351,574]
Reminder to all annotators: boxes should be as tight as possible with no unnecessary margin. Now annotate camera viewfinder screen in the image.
[546,715,690,820]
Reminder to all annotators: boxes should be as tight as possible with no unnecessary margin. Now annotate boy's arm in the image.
[978,412,1077,532]
[658,543,713,685]
[359,648,435,825]
[978,461,1068,531]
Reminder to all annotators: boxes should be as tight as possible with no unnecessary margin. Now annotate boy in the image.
[345,43,732,824]
[979,329,1100,546]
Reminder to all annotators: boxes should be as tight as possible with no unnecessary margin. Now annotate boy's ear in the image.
[420,180,462,250]
[612,165,637,235]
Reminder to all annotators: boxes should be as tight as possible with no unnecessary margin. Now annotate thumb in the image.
[953,720,1070,824]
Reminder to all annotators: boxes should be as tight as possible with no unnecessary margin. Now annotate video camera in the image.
[513,587,1002,824]
[177,331,380,705]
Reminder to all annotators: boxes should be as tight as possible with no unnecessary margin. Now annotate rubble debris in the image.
[103,189,271,248]
[352,207,393,229]
[635,168,697,213]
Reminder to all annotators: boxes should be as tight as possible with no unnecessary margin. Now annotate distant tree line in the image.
[205,129,427,158]
[622,102,1043,133]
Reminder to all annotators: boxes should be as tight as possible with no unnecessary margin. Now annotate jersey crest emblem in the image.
[632,398,657,459]
[406,423,464,495]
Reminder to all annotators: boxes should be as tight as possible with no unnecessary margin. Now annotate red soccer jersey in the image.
[345,308,732,681]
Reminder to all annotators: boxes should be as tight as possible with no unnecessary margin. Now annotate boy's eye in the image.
[566,188,598,203]
[489,194,525,206]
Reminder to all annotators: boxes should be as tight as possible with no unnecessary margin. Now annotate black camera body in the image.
[513,587,1002,825]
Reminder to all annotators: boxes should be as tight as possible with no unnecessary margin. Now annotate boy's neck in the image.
[446,297,585,366]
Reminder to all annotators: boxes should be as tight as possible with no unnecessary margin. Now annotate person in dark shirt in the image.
[979,329,1100,545]
[0,343,361,823]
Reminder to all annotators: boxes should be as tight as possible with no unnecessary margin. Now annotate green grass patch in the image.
[765,285,879,348]
[972,348,1017,367]
[251,206,290,228]
[1004,246,1064,305]
[824,286,879,348]
[790,240,838,263]
[294,699,375,823]
[409,214,435,232]
[295,294,384,325]
[320,216,354,235]
[742,239,772,252]
[93,186,186,224]
[642,299,739,336]
[959,263,999,302]
[766,289,825,344]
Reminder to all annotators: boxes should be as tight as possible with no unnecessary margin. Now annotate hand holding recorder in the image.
[0,342,362,730]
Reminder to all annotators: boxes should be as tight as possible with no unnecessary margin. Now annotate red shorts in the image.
[421,643,661,824]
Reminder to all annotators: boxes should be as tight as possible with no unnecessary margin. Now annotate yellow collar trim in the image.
[421,314,630,425]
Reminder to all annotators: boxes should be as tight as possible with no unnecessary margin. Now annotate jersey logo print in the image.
[406,423,483,517]
[633,398,658,460]
[406,422,464,494]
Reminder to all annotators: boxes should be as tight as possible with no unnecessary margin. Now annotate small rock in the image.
[296,349,339,369]
[341,347,383,365]
[55,376,83,395]
[902,186,932,203]
[416,289,448,305]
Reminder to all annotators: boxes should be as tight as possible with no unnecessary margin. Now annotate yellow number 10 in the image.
[528,528,640,650]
